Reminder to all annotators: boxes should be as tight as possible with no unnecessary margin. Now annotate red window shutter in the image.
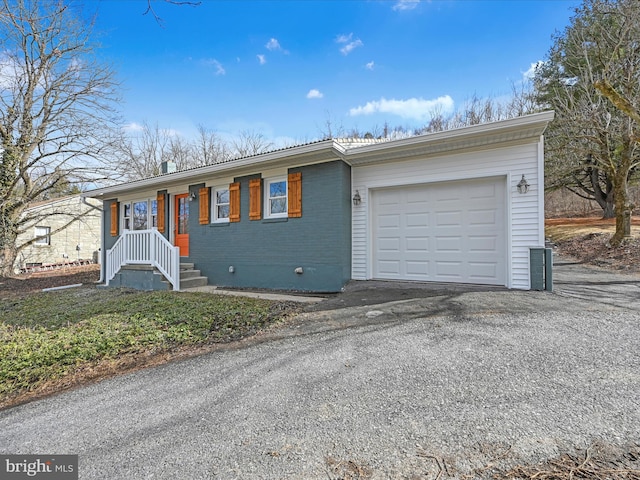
[110,202,119,236]
[199,187,210,224]
[249,178,262,220]
[229,182,240,223]
[288,172,302,218]
[157,194,166,233]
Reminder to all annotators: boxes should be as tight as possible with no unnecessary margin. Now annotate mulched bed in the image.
[0,264,100,299]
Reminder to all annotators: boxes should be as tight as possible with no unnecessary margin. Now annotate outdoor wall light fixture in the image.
[352,190,362,206]
[517,174,530,194]
[189,191,197,202]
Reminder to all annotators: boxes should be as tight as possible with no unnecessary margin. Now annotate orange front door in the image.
[174,193,190,257]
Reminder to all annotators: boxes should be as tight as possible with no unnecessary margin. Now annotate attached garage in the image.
[372,177,506,285]
[348,112,555,290]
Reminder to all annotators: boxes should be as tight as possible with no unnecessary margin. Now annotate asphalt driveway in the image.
[1,256,639,478]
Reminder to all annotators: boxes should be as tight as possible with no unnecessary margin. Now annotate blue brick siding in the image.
[188,160,352,292]
[102,199,118,263]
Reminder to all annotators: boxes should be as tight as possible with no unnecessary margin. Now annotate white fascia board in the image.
[341,111,555,165]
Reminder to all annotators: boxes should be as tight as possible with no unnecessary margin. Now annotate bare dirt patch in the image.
[546,217,640,273]
[0,264,100,300]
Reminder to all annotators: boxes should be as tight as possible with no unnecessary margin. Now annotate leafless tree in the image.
[117,122,173,181]
[192,124,231,166]
[317,111,346,139]
[143,0,201,26]
[231,130,274,158]
[535,0,640,244]
[167,134,195,171]
[0,0,121,275]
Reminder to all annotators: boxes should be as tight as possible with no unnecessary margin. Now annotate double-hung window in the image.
[213,187,230,223]
[34,226,51,246]
[265,177,287,218]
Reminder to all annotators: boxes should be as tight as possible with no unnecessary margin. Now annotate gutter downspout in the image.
[81,195,105,283]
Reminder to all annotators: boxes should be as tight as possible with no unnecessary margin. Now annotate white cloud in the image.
[202,58,226,75]
[349,95,455,121]
[307,89,323,99]
[365,61,375,70]
[336,33,364,55]
[340,39,363,55]
[265,38,289,54]
[257,54,266,65]
[0,55,22,88]
[393,0,420,11]
[523,60,544,80]
[123,122,144,132]
[336,33,353,44]
[266,38,281,51]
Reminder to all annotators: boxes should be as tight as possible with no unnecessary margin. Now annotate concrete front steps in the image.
[109,263,208,291]
[175,262,208,289]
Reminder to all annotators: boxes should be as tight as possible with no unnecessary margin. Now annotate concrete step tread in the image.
[179,276,208,288]
[180,269,202,279]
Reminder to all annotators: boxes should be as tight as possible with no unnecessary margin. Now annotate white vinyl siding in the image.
[352,140,544,289]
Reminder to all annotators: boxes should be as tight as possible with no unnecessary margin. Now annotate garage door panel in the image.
[468,235,499,252]
[469,209,497,226]
[377,213,400,229]
[406,261,429,276]
[436,211,463,226]
[435,236,462,252]
[406,213,429,227]
[435,261,463,279]
[468,262,499,280]
[377,260,401,275]
[373,178,506,285]
[468,182,498,199]
[377,237,401,252]
[405,236,429,252]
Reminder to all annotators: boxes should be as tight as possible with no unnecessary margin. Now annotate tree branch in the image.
[594,79,640,124]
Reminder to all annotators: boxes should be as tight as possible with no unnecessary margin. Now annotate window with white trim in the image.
[212,187,230,222]
[150,199,158,228]
[34,226,51,246]
[122,199,158,231]
[265,177,287,218]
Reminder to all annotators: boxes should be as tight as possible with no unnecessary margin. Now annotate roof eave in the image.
[86,139,340,198]
[343,111,555,166]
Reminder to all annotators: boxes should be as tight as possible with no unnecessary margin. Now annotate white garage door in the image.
[372,177,506,285]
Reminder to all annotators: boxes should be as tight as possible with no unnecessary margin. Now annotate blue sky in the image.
[90,0,580,145]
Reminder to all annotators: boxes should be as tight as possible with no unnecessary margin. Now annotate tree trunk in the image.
[0,246,18,277]
[602,200,615,219]
[610,170,630,246]
[0,208,20,276]
[0,230,19,277]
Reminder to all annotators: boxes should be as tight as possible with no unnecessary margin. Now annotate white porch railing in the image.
[106,229,181,291]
